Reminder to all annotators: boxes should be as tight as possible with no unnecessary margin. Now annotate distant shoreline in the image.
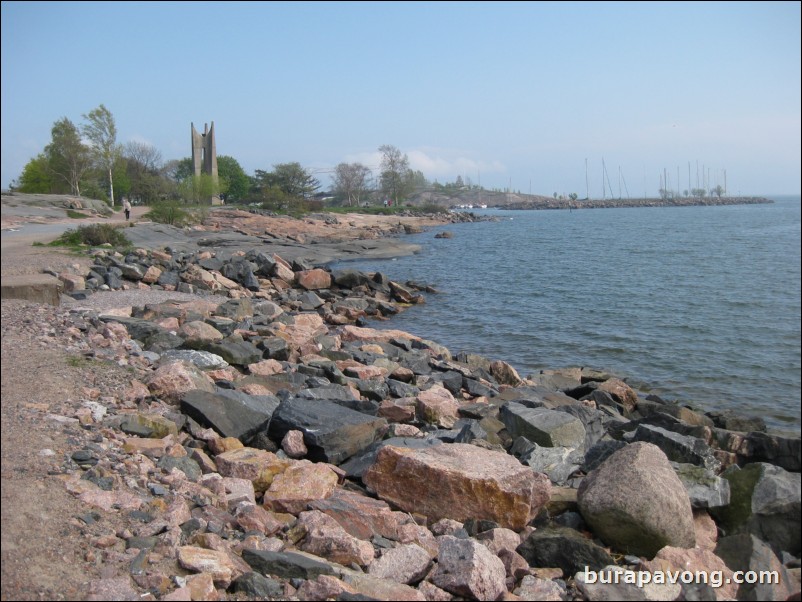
[488,196,774,211]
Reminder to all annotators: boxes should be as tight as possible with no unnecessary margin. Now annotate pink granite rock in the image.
[364,443,550,531]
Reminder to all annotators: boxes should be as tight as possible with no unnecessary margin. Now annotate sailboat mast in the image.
[585,158,589,200]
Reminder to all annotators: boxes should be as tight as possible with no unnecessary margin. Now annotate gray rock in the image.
[386,379,419,398]
[627,424,720,471]
[556,403,607,451]
[333,269,372,288]
[221,260,260,291]
[500,402,586,450]
[157,455,201,482]
[143,331,184,353]
[267,397,387,465]
[519,442,584,485]
[215,297,254,320]
[180,388,278,443]
[199,335,263,367]
[743,431,801,472]
[462,377,498,398]
[672,462,731,509]
[297,291,325,310]
[715,534,793,601]
[160,349,229,370]
[582,439,628,473]
[517,526,614,575]
[454,420,487,444]
[711,462,801,556]
[241,549,335,580]
[707,410,766,433]
[99,315,166,343]
[258,336,290,361]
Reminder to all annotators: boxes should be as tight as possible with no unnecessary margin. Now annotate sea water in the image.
[334,196,801,434]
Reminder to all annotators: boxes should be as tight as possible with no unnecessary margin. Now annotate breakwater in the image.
[501,196,773,211]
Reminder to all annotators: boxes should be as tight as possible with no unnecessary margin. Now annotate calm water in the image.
[334,196,801,434]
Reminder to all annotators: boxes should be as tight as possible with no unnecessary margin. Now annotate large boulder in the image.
[363,443,551,531]
[267,397,387,465]
[181,388,279,445]
[577,442,695,557]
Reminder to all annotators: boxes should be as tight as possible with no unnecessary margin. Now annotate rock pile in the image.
[28,244,802,600]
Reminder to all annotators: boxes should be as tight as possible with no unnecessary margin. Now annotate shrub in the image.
[52,223,130,248]
[146,201,192,226]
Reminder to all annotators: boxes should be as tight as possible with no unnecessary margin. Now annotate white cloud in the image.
[343,147,506,183]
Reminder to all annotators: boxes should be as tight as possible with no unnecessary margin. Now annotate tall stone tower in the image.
[191,122,221,204]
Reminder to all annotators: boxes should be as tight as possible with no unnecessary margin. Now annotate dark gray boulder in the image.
[180,388,279,443]
[267,397,387,465]
[627,424,720,472]
[517,526,614,575]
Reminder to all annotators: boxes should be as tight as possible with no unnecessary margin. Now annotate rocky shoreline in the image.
[1,216,800,601]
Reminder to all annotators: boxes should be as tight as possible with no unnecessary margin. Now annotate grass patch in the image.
[66,354,95,368]
[66,209,87,219]
[49,223,131,249]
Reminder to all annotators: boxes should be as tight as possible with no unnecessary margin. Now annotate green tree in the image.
[216,155,250,202]
[82,104,121,205]
[17,153,54,193]
[379,144,412,204]
[405,169,429,192]
[333,162,371,206]
[45,117,92,196]
[265,162,320,198]
[712,185,724,198]
[172,157,194,182]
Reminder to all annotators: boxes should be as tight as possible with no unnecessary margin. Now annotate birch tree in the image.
[82,104,121,205]
[379,144,412,205]
[333,162,371,206]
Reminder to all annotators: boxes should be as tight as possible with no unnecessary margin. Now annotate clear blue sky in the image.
[2,1,800,197]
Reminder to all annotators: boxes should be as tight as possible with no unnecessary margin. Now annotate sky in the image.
[2,1,800,197]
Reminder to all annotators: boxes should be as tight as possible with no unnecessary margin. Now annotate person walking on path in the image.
[123,198,132,221]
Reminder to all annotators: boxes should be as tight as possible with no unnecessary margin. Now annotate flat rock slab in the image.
[1,273,63,305]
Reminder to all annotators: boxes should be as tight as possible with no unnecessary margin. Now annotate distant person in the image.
[123,198,131,221]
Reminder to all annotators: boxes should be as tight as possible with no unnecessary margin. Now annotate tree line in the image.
[11,106,434,209]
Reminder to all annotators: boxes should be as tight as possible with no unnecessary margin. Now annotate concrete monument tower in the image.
[191,122,221,204]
